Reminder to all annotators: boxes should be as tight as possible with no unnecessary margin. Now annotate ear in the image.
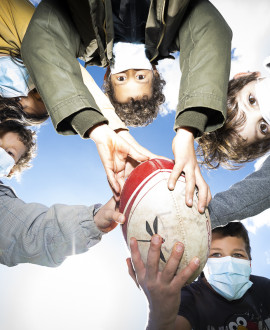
[233,71,261,79]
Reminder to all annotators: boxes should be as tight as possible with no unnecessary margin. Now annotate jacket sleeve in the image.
[21,0,108,138]
[0,184,104,267]
[209,156,270,228]
[174,0,232,134]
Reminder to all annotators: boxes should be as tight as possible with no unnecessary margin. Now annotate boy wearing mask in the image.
[128,222,270,329]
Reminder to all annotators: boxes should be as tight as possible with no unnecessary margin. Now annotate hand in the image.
[127,235,200,330]
[94,197,125,233]
[168,127,211,213]
[89,124,149,200]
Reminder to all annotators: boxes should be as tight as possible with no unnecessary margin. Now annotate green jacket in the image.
[21,0,232,138]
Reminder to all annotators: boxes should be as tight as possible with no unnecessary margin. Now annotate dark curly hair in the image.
[196,72,270,169]
[0,120,36,177]
[103,69,166,127]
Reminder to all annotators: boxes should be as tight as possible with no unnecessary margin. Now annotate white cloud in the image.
[242,209,270,234]
[156,54,181,114]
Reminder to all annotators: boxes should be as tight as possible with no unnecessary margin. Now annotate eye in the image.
[117,76,126,82]
[232,253,245,258]
[136,74,146,80]
[259,120,269,135]
[249,94,257,105]
[7,151,15,159]
[209,253,222,258]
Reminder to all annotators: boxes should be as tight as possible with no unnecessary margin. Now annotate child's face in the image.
[236,80,270,144]
[0,132,26,164]
[19,89,47,117]
[209,233,249,260]
[110,69,154,103]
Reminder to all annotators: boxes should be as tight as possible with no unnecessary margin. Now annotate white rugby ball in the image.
[119,158,211,283]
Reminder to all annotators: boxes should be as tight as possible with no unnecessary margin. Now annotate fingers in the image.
[161,242,184,283]
[128,146,150,163]
[130,237,146,282]
[146,235,163,280]
[126,258,140,289]
[184,166,196,208]
[105,168,121,196]
[168,163,183,191]
[194,167,211,213]
[173,257,200,288]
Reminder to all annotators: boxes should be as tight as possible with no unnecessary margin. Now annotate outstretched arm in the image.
[209,155,270,228]
[169,0,232,211]
[127,235,198,330]
[0,184,124,267]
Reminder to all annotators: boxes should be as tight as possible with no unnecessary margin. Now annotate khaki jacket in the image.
[22,0,232,137]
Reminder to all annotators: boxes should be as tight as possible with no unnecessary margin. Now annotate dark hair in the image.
[212,222,251,260]
[197,72,270,169]
[0,95,48,125]
[0,120,36,176]
[103,69,166,127]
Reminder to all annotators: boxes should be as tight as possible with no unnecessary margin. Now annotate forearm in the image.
[175,0,232,133]
[209,156,270,227]
[0,188,104,267]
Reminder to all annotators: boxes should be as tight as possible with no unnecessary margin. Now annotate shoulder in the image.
[250,274,270,287]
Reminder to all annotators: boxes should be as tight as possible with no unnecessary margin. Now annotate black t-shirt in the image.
[111,0,150,43]
[178,275,270,329]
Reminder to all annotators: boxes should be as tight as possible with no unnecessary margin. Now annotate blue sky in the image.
[0,1,270,329]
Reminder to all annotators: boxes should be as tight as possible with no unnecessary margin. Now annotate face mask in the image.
[0,147,15,177]
[0,56,34,98]
[204,256,253,301]
[255,77,270,125]
[110,42,152,74]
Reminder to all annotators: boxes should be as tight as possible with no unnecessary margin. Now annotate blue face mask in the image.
[0,147,15,177]
[0,56,34,98]
[204,256,253,301]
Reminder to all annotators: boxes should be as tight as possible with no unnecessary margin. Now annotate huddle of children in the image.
[1,0,270,328]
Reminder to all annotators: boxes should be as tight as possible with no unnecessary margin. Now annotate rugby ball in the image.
[119,158,211,283]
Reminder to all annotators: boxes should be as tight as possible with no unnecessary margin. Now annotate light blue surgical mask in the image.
[0,147,15,177]
[204,256,253,301]
[0,56,34,98]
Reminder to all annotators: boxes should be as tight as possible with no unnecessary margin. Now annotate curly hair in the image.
[103,69,166,127]
[0,120,37,177]
[0,95,48,125]
[196,72,270,169]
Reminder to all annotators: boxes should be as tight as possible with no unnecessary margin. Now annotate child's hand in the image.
[168,127,211,213]
[127,235,199,330]
[94,198,125,233]
[89,124,149,200]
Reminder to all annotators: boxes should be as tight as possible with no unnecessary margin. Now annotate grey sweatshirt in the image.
[0,183,104,267]
[209,156,270,228]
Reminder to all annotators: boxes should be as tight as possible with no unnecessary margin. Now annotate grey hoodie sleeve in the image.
[0,184,104,267]
[209,156,270,228]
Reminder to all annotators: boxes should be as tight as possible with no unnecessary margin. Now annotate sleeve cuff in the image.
[174,109,209,135]
[70,109,108,138]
